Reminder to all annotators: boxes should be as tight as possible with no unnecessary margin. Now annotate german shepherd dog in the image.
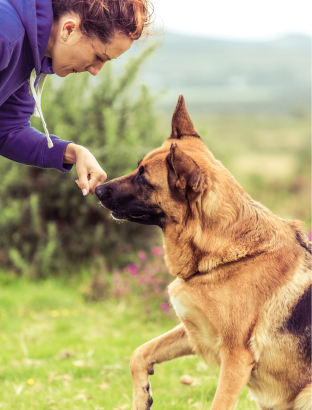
[95,96,311,410]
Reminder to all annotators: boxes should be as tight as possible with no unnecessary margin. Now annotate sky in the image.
[153,0,312,40]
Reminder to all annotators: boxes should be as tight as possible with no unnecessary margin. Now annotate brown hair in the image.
[51,0,154,43]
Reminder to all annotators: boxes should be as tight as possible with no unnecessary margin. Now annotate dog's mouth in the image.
[109,207,165,229]
[111,211,148,221]
[128,214,148,220]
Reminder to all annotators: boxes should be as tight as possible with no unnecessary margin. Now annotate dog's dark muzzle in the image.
[95,184,111,202]
[95,183,165,229]
[95,184,118,214]
[95,183,138,215]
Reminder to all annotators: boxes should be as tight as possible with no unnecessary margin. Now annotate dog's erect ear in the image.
[170,95,199,139]
[167,143,202,197]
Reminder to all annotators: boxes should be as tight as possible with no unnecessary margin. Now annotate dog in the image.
[95,95,311,410]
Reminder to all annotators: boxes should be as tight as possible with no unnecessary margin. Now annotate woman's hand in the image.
[63,143,107,195]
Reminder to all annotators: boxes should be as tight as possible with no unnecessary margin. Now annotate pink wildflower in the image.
[138,251,147,261]
[161,303,169,313]
[128,263,138,276]
[151,246,163,256]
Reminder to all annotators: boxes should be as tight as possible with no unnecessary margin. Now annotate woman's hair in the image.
[51,0,154,43]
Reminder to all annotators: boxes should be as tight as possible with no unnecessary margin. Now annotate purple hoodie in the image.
[0,0,73,172]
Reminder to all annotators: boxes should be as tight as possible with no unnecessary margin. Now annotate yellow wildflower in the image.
[51,310,60,318]
[62,309,69,317]
[27,378,34,385]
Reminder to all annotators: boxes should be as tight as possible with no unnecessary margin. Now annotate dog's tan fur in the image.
[97,96,311,410]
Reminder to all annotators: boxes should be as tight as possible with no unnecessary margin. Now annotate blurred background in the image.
[0,0,310,277]
[0,1,310,408]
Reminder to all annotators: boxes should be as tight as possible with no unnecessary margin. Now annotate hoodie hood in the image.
[0,0,54,106]
[0,0,73,167]
[8,0,53,74]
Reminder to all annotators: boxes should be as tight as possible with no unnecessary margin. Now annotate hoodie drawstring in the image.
[29,69,53,148]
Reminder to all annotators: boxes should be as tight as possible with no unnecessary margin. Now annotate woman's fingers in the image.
[74,147,107,195]
[87,170,107,195]
[76,170,107,195]
[75,172,90,195]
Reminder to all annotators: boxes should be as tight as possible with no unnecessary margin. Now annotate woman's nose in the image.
[86,61,106,76]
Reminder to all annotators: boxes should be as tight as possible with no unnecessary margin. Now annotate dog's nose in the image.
[95,184,113,200]
[95,184,106,199]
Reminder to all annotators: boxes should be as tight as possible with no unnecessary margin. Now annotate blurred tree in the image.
[0,44,164,277]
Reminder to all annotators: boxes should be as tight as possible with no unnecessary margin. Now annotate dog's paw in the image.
[145,394,153,410]
[132,383,153,410]
[144,384,153,409]
[131,397,153,410]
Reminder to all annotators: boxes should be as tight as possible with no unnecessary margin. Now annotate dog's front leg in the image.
[210,347,255,410]
[130,323,193,410]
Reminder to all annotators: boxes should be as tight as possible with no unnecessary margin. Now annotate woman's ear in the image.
[61,18,80,42]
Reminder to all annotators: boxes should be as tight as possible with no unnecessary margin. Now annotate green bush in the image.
[0,45,164,277]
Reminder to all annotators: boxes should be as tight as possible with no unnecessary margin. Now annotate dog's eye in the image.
[136,167,153,189]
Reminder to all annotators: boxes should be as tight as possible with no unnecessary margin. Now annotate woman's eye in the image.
[96,55,103,62]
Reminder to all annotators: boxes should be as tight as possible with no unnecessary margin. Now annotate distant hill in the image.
[130,33,311,115]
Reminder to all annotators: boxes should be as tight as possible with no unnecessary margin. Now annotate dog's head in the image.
[95,95,217,231]
[96,96,288,277]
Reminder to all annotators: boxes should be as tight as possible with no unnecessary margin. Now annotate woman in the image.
[0,0,152,195]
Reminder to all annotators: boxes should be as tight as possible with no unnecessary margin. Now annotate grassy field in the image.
[0,277,258,410]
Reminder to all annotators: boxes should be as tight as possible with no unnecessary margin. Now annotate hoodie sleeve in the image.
[0,33,11,71]
[0,82,73,172]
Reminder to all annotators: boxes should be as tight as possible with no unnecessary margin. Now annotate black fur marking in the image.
[285,286,312,361]
[286,287,311,336]
[169,133,201,139]
[146,395,153,409]
[295,232,312,254]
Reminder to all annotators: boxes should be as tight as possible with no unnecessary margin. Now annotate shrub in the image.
[81,245,174,318]
[112,246,172,314]
[0,45,164,277]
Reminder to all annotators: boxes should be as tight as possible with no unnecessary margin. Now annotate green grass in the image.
[0,277,258,410]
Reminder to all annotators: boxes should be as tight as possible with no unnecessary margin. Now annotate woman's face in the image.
[47,16,133,78]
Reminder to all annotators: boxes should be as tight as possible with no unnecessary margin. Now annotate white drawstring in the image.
[29,69,53,148]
